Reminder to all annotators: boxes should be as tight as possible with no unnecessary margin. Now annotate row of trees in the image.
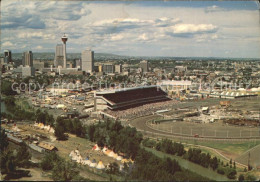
[35,109,55,126]
[155,139,185,156]
[55,117,86,140]
[129,148,181,181]
[3,96,54,125]
[86,120,143,159]
[186,148,219,170]
[40,152,84,181]
[84,120,210,181]
[143,138,219,171]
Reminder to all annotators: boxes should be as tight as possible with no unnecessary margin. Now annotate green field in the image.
[144,147,230,181]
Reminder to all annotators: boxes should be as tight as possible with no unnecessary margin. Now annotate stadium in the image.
[94,86,171,111]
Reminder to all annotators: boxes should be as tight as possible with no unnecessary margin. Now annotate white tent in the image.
[69,151,75,157]
[71,155,78,161]
[49,127,55,133]
[96,161,105,169]
[116,156,123,161]
[112,153,118,159]
[92,144,100,151]
[86,160,91,166]
[102,146,108,153]
[75,150,80,155]
[90,160,97,167]
[108,151,115,157]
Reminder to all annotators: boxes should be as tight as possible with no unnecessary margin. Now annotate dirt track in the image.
[130,98,260,141]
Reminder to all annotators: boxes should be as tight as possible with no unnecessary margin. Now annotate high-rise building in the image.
[75,59,81,69]
[55,44,64,68]
[4,50,12,63]
[103,63,114,74]
[61,34,68,68]
[54,34,68,68]
[115,64,122,73]
[22,51,33,67]
[81,49,94,73]
[140,60,149,73]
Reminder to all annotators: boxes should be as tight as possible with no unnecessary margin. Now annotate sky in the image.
[1,1,260,58]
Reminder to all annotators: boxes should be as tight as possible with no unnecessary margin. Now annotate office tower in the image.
[98,64,103,72]
[55,44,64,68]
[115,64,122,73]
[22,51,33,67]
[103,63,115,74]
[4,50,12,63]
[140,60,149,73]
[61,34,68,68]
[75,59,81,69]
[81,49,94,73]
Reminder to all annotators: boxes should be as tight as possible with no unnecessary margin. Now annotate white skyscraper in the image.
[81,49,94,73]
[61,34,68,68]
[54,44,64,68]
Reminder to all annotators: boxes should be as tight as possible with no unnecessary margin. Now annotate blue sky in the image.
[1,1,260,58]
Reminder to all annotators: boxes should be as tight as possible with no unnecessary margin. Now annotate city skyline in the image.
[1,1,260,58]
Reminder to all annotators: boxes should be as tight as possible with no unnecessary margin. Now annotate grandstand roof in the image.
[96,86,167,104]
[96,85,159,95]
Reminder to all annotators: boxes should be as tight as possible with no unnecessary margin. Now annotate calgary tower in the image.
[61,33,68,68]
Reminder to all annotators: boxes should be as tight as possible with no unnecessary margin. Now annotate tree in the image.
[238,174,244,182]
[0,129,17,175]
[51,160,79,181]
[0,152,17,174]
[87,124,96,141]
[0,129,9,153]
[41,152,61,171]
[15,142,31,168]
[55,117,68,140]
[229,158,232,165]
[210,157,218,170]
[107,162,119,175]
[1,80,17,95]
[227,169,237,179]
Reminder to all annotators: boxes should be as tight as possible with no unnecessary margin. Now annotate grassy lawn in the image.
[144,147,230,181]
[194,141,260,155]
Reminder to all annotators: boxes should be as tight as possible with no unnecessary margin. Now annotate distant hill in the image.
[0,52,259,61]
[0,52,125,60]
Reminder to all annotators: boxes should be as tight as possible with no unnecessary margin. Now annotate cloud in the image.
[195,34,219,42]
[110,34,124,41]
[154,17,181,27]
[165,24,218,37]
[17,32,55,39]
[1,1,259,58]
[35,45,43,49]
[137,33,154,42]
[205,5,226,13]
[2,14,46,29]
[2,41,14,47]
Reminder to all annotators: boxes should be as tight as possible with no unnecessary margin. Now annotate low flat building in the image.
[22,66,35,77]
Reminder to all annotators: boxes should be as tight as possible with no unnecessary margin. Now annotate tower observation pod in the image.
[61,33,68,68]
[61,33,68,44]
